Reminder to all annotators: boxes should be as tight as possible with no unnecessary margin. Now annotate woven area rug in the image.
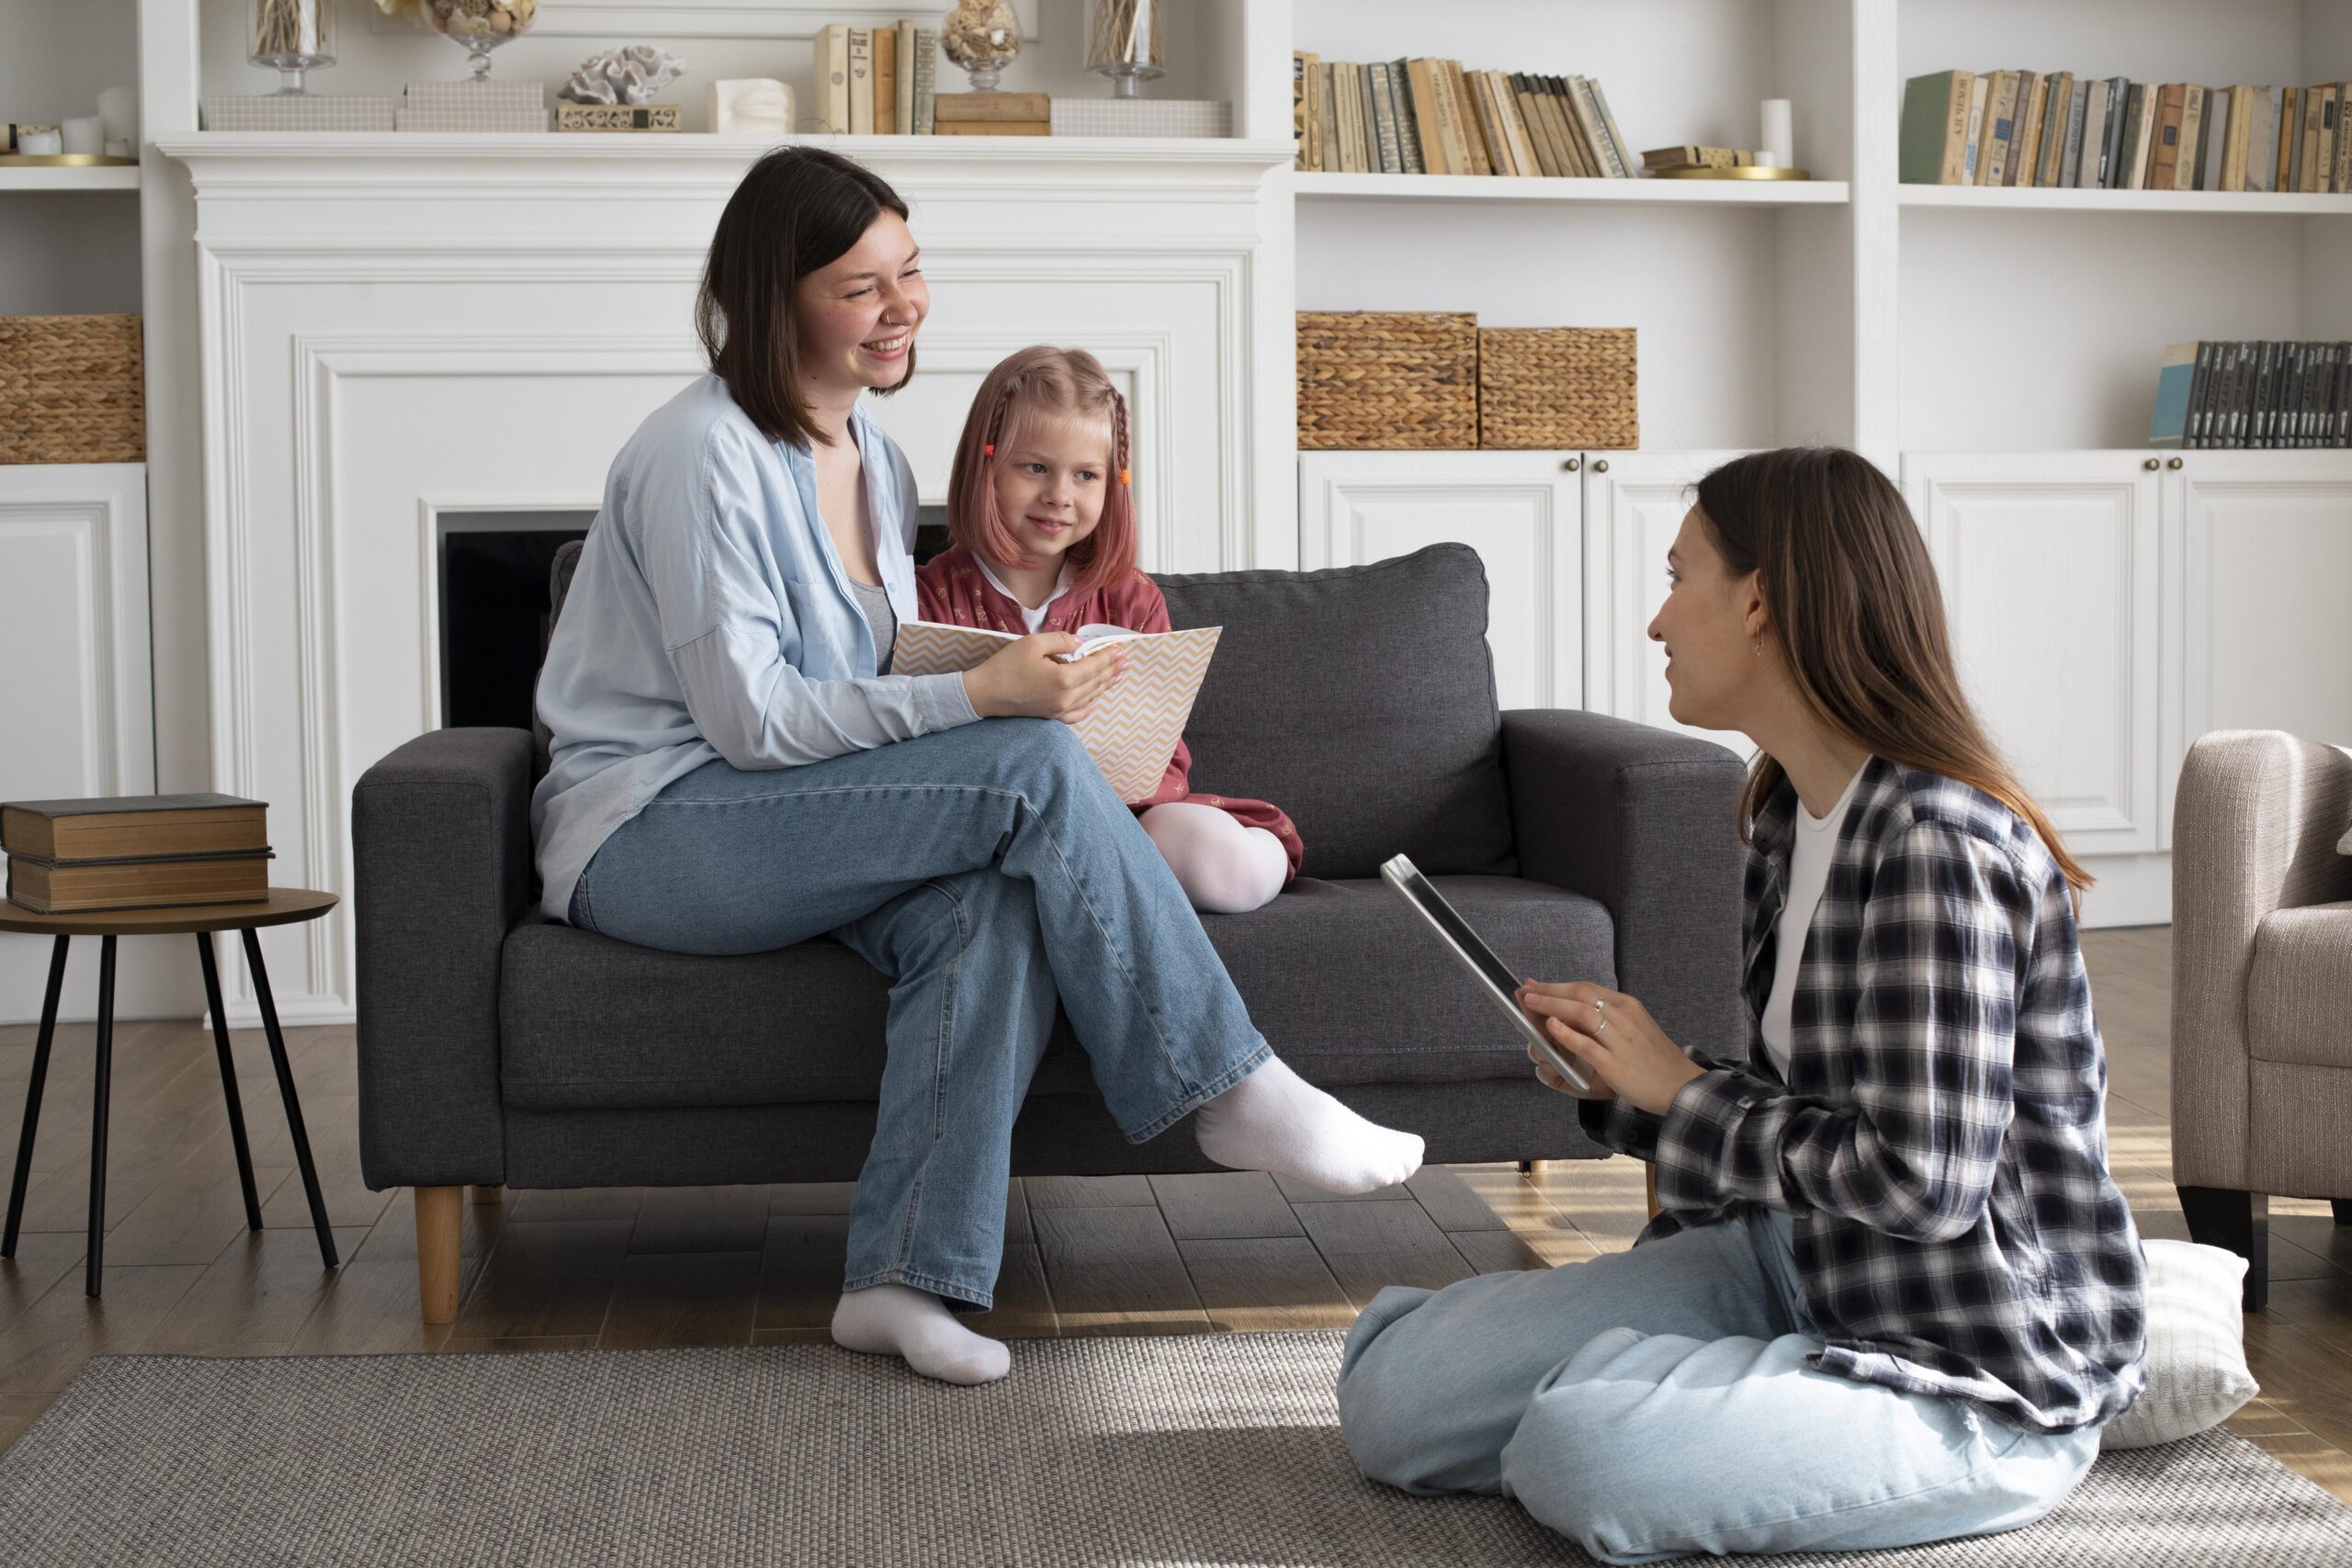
[1,1332,2347,1566]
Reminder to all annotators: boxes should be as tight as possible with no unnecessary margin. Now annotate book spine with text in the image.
[1390,60,1427,173]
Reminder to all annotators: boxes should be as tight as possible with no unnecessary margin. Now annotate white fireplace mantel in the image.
[159,133,1298,1024]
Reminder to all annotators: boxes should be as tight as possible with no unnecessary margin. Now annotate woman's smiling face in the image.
[791,209,928,396]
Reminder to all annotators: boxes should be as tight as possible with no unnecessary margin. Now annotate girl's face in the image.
[1647,505,1767,731]
[791,210,928,398]
[990,408,1114,566]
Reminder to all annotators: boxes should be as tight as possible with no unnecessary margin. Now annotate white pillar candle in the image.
[1760,98,1793,167]
[62,115,104,155]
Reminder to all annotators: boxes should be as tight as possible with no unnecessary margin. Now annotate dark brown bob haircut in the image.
[695,146,915,449]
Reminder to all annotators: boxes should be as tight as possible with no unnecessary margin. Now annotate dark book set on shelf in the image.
[1903,69,2352,193]
[1291,52,1634,177]
[2151,341,2352,449]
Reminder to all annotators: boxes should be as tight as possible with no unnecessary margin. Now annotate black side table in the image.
[0,889,342,1297]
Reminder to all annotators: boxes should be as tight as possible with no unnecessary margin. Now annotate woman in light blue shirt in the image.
[532,148,1424,1386]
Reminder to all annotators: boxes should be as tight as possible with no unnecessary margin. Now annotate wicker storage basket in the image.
[1297,311,1477,449]
[0,314,146,465]
[1477,326,1637,450]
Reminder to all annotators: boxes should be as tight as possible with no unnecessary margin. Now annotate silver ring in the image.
[1594,1017,1609,1033]
[1592,998,1606,1013]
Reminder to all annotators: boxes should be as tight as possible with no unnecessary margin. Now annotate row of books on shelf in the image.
[1290,54,1640,178]
[2,795,271,915]
[1904,70,2352,194]
[2151,342,2352,449]
[811,19,950,136]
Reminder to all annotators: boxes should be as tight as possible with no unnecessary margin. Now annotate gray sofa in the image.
[352,542,1747,1321]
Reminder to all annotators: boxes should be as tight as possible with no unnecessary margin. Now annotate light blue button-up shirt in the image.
[530,373,978,922]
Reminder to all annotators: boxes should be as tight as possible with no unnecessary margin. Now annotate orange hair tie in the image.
[1119,468,1131,484]
[983,443,995,457]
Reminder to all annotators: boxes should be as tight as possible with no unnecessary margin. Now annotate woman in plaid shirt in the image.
[1337,448,2147,1562]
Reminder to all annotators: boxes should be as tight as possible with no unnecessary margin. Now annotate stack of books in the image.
[2151,341,2351,448]
[934,93,1047,138]
[1291,55,1636,178]
[3,794,272,915]
[813,19,940,135]
[1903,71,2352,193]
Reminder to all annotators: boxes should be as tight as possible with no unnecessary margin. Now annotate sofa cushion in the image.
[1157,544,1517,881]
[499,874,1613,1112]
[2247,902,2352,1069]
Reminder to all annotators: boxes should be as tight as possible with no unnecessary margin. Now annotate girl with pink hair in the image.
[918,345,1300,913]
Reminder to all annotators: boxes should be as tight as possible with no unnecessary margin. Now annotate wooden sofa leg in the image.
[2178,1186,2267,1313]
[1518,1160,1548,1175]
[470,1184,503,1204]
[415,1185,463,1325]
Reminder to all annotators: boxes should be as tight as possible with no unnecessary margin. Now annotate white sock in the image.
[831,1283,1012,1386]
[1141,802,1289,914]
[1193,1055,1425,1195]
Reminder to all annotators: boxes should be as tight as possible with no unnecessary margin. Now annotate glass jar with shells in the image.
[423,0,539,83]
[941,1,1021,93]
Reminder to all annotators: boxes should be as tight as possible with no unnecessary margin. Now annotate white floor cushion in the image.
[2101,1238,2259,1450]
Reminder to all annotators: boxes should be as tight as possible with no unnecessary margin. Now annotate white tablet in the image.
[1379,852,1594,1094]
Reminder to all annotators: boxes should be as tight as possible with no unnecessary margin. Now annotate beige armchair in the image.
[2171,729,2352,1311]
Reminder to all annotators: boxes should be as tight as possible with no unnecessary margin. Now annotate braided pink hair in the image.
[945,345,1137,596]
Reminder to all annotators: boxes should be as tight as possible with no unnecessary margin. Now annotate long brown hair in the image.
[1694,447,2091,895]
[695,146,914,449]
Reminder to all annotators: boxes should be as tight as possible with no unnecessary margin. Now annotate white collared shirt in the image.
[975,556,1075,633]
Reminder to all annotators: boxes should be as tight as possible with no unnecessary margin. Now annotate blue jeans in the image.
[569,717,1272,1310]
[1337,1208,2099,1563]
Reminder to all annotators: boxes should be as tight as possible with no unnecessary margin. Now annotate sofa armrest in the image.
[351,727,533,1189]
[1500,709,1749,1062]
[2170,730,2352,1190]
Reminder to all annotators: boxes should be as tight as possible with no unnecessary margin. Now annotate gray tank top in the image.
[848,578,897,674]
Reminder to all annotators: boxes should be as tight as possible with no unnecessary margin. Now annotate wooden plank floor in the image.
[0,926,2346,1505]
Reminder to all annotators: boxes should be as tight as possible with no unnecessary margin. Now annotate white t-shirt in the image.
[975,557,1074,633]
[1758,761,1870,1078]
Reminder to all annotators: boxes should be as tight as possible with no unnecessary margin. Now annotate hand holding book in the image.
[959,630,1129,723]
[896,619,1223,803]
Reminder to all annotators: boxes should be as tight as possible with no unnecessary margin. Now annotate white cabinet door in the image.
[1905,452,2165,855]
[1581,449,1756,757]
[0,463,161,1022]
[2177,453,2352,773]
[1297,451,1580,711]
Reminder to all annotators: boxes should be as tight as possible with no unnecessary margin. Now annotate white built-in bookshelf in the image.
[1291,0,2352,456]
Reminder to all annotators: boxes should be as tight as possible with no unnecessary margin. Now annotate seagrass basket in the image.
[1477,326,1637,450]
[0,314,146,464]
[1297,310,1477,449]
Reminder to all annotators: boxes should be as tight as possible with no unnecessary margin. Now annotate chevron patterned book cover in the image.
[892,621,1224,804]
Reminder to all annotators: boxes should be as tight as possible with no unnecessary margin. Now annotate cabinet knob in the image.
[1593,458,1611,474]
[1562,457,1581,472]
[2143,457,2160,470]
[2166,457,2184,470]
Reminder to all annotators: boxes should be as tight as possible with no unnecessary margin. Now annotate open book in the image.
[892,620,1223,804]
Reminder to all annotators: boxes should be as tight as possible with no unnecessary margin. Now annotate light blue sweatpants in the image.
[1336,1207,2099,1563]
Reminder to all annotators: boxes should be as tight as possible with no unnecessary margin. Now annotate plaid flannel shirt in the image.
[1579,758,2147,1433]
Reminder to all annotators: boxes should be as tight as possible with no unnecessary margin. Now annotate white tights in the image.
[1139,801,1289,914]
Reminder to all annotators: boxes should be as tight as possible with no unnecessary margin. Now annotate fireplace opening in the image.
[435,506,955,730]
[437,513,592,730]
